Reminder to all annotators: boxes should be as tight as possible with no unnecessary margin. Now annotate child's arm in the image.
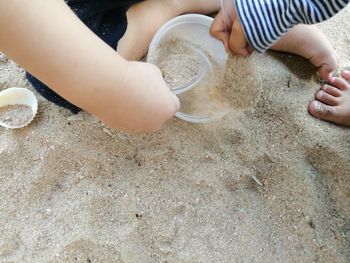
[0,0,179,133]
[211,0,349,55]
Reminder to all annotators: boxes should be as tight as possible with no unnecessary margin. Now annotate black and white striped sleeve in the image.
[233,0,349,52]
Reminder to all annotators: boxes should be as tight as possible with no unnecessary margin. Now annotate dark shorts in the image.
[26,0,143,113]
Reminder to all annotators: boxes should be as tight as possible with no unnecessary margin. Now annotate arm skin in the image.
[0,0,179,133]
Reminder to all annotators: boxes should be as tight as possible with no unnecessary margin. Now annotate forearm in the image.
[234,0,350,52]
[0,0,180,133]
[0,0,129,115]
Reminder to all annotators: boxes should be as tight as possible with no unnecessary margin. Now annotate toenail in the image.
[314,101,324,113]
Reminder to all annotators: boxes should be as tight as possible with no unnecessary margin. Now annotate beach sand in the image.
[1,7,350,263]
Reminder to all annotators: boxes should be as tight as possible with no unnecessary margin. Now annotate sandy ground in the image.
[1,7,350,263]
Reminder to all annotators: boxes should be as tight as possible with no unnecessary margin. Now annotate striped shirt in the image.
[234,0,350,52]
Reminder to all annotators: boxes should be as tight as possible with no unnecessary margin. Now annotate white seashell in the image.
[0,87,38,129]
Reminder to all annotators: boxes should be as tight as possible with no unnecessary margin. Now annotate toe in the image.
[328,77,349,91]
[315,90,338,106]
[317,53,339,81]
[341,70,350,81]
[319,63,336,81]
[308,101,338,123]
[321,84,342,97]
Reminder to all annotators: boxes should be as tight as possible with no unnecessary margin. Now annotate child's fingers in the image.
[215,32,230,52]
[209,11,225,36]
[247,45,254,55]
[228,19,249,56]
[210,11,230,52]
[210,28,230,52]
[318,63,336,82]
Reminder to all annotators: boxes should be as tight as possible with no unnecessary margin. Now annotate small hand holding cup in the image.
[210,0,252,57]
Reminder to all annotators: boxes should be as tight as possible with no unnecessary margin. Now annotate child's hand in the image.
[0,0,179,134]
[96,61,180,134]
[210,9,251,57]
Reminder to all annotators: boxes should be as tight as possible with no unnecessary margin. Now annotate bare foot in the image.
[271,24,338,81]
[117,0,220,61]
[308,70,350,126]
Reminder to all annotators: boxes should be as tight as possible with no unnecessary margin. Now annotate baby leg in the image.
[271,24,338,81]
[117,0,221,61]
[308,70,350,126]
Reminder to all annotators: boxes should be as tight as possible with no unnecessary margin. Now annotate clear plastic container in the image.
[147,14,229,123]
[156,44,212,95]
